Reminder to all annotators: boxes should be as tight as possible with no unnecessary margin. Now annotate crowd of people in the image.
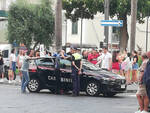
[82,47,143,85]
[0,46,150,112]
[0,47,148,87]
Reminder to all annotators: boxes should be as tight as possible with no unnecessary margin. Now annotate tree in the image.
[55,0,62,52]
[63,0,102,22]
[7,0,55,49]
[62,0,150,51]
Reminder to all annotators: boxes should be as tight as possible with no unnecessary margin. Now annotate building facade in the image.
[63,14,150,52]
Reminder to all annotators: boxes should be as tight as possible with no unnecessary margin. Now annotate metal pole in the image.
[65,19,67,50]
[111,27,113,53]
[146,16,149,52]
[80,18,83,51]
[104,0,109,49]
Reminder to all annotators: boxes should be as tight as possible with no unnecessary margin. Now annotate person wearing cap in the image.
[71,47,82,96]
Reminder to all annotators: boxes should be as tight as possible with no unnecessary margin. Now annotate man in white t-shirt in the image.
[98,47,112,70]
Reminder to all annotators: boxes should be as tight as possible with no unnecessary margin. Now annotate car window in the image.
[36,58,54,67]
[60,59,71,69]
[2,50,9,58]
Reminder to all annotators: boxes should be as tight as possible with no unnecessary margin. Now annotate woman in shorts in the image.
[122,53,132,85]
[9,49,16,83]
[132,50,139,83]
[17,50,25,82]
[135,54,149,113]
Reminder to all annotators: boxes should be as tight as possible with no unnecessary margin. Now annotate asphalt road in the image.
[0,84,138,113]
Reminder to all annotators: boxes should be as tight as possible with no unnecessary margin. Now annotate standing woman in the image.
[123,53,132,84]
[132,50,139,83]
[9,49,16,83]
[112,51,120,74]
[17,50,25,82]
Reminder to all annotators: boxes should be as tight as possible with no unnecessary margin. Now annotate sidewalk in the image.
[0,75,21,86]
[126,83,138,93]
[0,76,138,93]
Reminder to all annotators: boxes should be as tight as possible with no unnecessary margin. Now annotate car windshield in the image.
[83,60,101,71]
[36,58,54,67]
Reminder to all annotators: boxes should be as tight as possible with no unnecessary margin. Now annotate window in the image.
[72,21,78,34]
[36,58,54,67]
[112,27,120,43]
[112,27,119,33]
[2,50,8,58]
[60,59,71,69]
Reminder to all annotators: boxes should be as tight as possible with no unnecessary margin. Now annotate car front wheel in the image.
[27,78,40,92]
[86,81,100,96]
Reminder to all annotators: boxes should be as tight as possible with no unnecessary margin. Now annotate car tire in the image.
[86,81,100,96]
[27,78,40,93]
[103,93,116,97]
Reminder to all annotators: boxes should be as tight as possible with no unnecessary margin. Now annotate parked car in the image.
[27,57,127,97]
[0,44,16,80]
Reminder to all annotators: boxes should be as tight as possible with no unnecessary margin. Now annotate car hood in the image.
[83,69,125,79]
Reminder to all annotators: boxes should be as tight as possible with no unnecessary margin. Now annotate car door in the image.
[36,58,56,87]
[59,59,73,91]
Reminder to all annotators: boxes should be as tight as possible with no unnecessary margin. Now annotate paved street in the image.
[0,84,138,113]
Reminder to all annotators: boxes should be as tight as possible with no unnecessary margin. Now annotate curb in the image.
[0,81,21,86]
[126,90,137,93]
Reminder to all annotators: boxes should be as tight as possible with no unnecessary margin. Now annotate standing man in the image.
[21,50,37,93]
[71,47,82,96]
[98,46,112,71]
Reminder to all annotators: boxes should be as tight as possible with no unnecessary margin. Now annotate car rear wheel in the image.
[27,78,40,92]
[86,81,100,96]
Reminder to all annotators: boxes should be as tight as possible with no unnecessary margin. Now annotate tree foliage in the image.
[62,0,150,50]
[63,0,102,22]
[8,0,55,49]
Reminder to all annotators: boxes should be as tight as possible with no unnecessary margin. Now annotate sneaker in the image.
[135,110,142,113]
[8,80,12,83]
[0,79,4,82]
[141,111,148,113]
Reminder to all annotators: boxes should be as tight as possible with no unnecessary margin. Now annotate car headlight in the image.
[102,77,116,81]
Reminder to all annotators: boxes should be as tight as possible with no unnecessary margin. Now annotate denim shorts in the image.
[12,62,16,72]
[132,63,138,70]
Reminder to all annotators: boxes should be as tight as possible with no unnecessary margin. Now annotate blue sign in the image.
[101,20,123,27]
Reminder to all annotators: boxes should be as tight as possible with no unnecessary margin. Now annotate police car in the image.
[27,57,126,97]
